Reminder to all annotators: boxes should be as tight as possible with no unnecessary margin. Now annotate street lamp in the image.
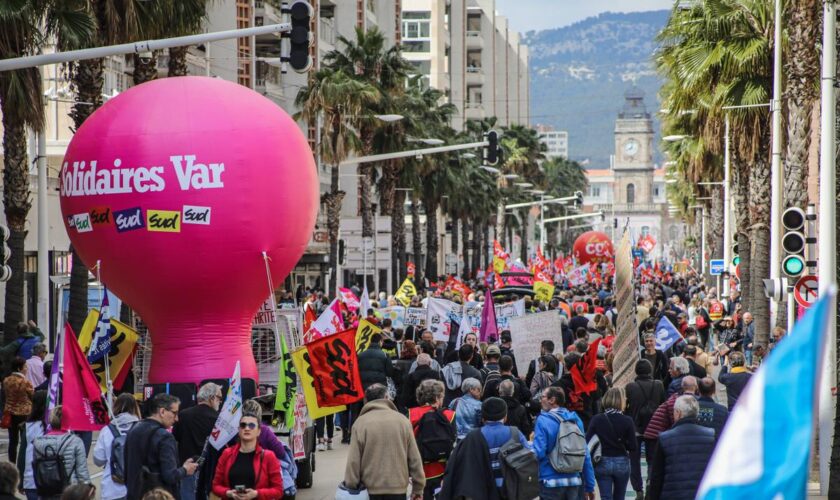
[408,138,445,145]
[374,114,404,122]
[480,165,500,174]
[503,174,520,180]
[663,135,688,142]
[688,204,706,276]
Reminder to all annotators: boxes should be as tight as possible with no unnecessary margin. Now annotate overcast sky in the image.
[495,0,674,34]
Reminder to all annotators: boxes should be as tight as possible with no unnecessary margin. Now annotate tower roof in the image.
[619,86,650,119]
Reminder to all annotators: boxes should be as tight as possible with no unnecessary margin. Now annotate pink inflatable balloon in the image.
[59,77,318,385]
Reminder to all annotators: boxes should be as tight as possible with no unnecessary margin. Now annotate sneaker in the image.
[327,439,333,450]
[316,442,326,452]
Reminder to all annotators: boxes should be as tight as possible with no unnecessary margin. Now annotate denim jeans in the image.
[745,348,753,367]
[538,484,583,500]
[179,474,197,500]
[595,455,631,500]
[630,437,655,492]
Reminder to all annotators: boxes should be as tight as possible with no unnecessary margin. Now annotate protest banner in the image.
[291,386,308,460]
[290,348,345,419]
[379,306,406,329]
[209,362,242,449]
[304,298,344,343]
[463,301,483,334]
[496,299,526,330]
[508,311,564,376]
[426,298,462,342]
[355,319,382,353]
[252,296,276,327]
[61,324,110,431]
[306,329,364,407]
[533,281,555,303]
[338,287,360,312]
[394,278,417,306]
[612,231,640,388]
[405,307,427,327]
[568,265,589,286]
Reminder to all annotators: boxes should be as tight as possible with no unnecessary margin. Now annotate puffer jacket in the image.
[643,393,683,441]
[647,418,715,500]
[357,344,393,389]
[32,431,91,484]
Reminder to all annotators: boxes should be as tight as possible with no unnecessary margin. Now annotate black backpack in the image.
[109,422,137,484]
[414,409,457,462]
[498,427,540,500]
[482,369,502,396]
[634,382,658,430]
[33,434,74,496]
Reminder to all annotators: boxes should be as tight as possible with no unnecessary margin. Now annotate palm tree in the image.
[296,68,378,294]
[323,27,412,242]
[0,1,93,342]
[158,0,213,76]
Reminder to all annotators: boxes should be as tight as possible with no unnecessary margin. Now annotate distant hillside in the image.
[523,10,670,167]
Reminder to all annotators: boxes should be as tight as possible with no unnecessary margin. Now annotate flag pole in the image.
[262,252,294,429]
[94,260,115,418]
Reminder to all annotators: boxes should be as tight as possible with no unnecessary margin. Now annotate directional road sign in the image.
[709,259,725,276]
[793,275,819,308]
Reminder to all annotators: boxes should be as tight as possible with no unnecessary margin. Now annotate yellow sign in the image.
[77,309,139,393]
[355,319,382,353]
[291,348,345,419]
[146,210,182,232]
[533,281,555,303]
[394,278,417,306]
[493,256,506,274]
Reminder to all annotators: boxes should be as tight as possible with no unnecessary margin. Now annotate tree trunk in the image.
[709,191,724,260]
[496,202,505,248]
[325,166,345,297]
[732,157,752,312]
[167,46,190,77]
[519,210,529,263]
[748,154,771,348]
[1,118,29,343]
[132,52,159,85]
[461,218,470,279]
[411,194,423,281]
[471,218,481,276]
[360,163,374,238]
[68,58,105,336]
[380,160,398,216]
[424,199,439,281]
[391,189,406,289]
[450,215,458,276]
[483,224,490,269]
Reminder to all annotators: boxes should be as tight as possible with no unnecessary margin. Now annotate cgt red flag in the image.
[306,328,364,407]
[571,337,602,396]
[61,324,110,431]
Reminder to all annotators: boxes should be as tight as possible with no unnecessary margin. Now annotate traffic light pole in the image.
[37,130,49,335]
[339,141,489,165]
[722,115,732,298]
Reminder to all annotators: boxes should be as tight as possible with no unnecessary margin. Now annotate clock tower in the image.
[613,87,655,204]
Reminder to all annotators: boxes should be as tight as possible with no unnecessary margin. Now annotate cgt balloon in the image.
[573,231,614,265]
[59,77,318,385]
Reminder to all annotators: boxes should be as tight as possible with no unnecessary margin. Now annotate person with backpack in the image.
[409,380,456,500]
[31,406,90,499]
[532,386,595,500]
[448,378,483,440]
[479,345,502,398]
[585,388,636,500]
[623,359,665,499]
[93,394,141,500]
[0,321,45,369]
[21,390,48,500]
[125,394,198,500]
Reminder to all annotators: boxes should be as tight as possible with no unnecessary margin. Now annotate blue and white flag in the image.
[209,361,242,450]
[697,290,836,500]
[653,316,682,351]
[87,291,111,363]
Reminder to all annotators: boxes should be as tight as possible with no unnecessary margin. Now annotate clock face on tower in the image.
[624,139,639,157]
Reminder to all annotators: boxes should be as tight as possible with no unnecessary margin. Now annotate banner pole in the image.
[94,260,115,418]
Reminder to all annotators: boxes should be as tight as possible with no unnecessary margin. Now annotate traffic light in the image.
[338,238,346,266]
[0,225,10,282]
[285,1,313,73]
[781,207,806,277]
[484,130,500,165]
[574,190,584,208]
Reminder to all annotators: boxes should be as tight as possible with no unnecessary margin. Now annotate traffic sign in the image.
[793,275,819,308]
[709,259,725,276]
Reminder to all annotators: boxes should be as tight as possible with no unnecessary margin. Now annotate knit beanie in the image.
[635,358,653,376]
[482,397,507,421]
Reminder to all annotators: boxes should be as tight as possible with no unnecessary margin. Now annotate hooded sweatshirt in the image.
[94,412,140,500]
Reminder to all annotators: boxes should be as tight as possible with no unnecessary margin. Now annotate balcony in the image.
[466,31,483,48]
[465,104,485,120]
[466,66,484,84]
[319,16,336,48]
[255,1,282,29]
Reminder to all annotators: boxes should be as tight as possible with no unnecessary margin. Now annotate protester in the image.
[498,331,518,377]
[665,357,690,397]
[125,393,198,500]
[441,344,482,405]
[529,355,557,407]
[532,387,595,500]
[718,351,752,410]
[173,383,222,500]
[409,340,442,374]
[0,462,19,500]
[639,334,669,382]
[480,344,502,392]
[3,356,34,460]
[480,397,533,496]
[740,312,755,366]
[349,333,395,442]
[24,343,47,388]
[623,359,665,498]
[343,384,425,500]
[646,396,716,500]
[408,380,456,500]
[525,340,557,387]
[482,355,530,405]
[696,377,728,439]
[21,390,48,500]
[449,377,483,440]
[403,353,442,408]
[643,376,698,443]
[141,489,176,500]
[32,406,90,498]
[586,388,636,500]
[94,394,141,500]
[498,379,531,436]
[0,321,45,369]
[240,398,295,499]
[211,409,284,499]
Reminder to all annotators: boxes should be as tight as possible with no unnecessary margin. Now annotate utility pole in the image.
[37,130,49,335]
[769,0,784,325]
[722,115,732,298]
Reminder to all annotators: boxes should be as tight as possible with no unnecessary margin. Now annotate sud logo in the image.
[183,205,211,225]
[114,207,145,233]
[147,209,181,232]
[73,213,93,233]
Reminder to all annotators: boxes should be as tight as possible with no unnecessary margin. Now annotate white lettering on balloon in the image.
[60,155,225,197]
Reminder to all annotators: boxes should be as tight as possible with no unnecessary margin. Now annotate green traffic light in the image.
[782,255,805,276]
[732,256,740,267]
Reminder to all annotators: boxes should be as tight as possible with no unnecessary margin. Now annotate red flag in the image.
[61,324,110,431]
[494,272,505,290]
[306,328,364,407]
[407,261,416,278]
[571,337,602,396]
[303,304,316,334]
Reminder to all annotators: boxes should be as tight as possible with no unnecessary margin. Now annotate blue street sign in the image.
[709,259,725,276]
[632,249,644,259]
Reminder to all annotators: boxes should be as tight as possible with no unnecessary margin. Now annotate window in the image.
[402,12,431,40]
[590,186,601,197]
[403,41,431,53]
[654,186,660,197]
[626,183,635,204]
[467,14,481,32]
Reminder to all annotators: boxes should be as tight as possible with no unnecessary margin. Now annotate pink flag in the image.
[479,292,499,342]
[61,324,109,431]
[338,288,360,312]
[303,298,345,343]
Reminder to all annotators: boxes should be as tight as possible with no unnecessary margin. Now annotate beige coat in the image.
[344,399,425,496]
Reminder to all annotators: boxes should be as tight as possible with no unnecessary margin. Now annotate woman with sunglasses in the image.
[212,411,284,499]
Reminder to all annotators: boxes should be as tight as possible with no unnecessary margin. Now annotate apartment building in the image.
[537,125,569,160]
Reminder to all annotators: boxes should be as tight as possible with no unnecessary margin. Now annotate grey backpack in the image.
[547,412,586,473]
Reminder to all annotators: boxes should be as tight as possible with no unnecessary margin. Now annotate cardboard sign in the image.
[508,311,565,376]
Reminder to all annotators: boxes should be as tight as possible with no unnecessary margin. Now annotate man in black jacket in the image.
[348,334,395,442]
[624,359,666,498]
[482,355,530,405]
[441,344,483,405]
[498,379,531,436]
[718,351,751,410]
[696,377,728,439]
[126,394,198,500]
[402,353,442,408]
[173,383,222,500]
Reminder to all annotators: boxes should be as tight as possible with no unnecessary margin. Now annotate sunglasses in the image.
[239,422,258,430]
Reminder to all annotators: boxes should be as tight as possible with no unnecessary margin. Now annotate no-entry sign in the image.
[793,275,819,308]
